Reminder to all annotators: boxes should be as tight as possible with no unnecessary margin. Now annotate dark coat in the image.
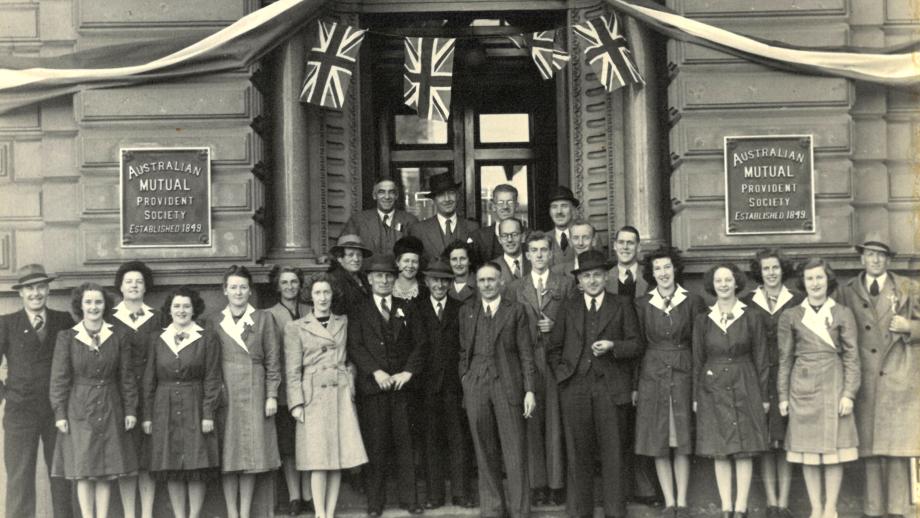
[548,230,576,267]
[458,298,536,401]
[0,308,74,407]
[342,209,418,256]
[412,296,462,395]
[494,255,531,288]
[328,264,370,318]
[469,224,501,264]
[448,280,477,303]
[347,297,424,396]
[547,292,643,404]
[605,265,648,297]
[408,216,479,261]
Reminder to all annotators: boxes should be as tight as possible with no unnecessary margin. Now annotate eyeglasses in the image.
[493,201,517,207]
[500,232,521,240]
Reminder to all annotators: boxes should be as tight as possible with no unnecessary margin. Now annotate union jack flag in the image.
[510,31,570,80]
[573,13,644,92]
[300,20,366,109]
[403,37,456,122]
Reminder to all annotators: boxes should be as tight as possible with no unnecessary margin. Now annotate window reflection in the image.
[398,166,450,220]
[394,115,449,145]
[479,164,529,227]
[479,113,530,143]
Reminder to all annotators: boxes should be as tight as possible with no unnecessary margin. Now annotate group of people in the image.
[0,171,917,518]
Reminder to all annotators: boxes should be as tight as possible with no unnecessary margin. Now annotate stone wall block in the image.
[78,0,249,28]
[0,186,41,219]
[670,71,850,111]
[42,182,79,222]
[77,82,252,122]
[669,0,846,17]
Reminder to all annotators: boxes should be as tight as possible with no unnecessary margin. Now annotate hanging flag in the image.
[300,20,366,109]
[509,31,570,80]
[573,12,644,91]
[403,37,456,122]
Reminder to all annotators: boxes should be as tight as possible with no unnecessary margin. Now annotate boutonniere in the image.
[888,293,900,314]
[466,237,474,244]
[395,307,406,319]
[825,316,833,330]
[394,222,402,232]
[241,322,253,340]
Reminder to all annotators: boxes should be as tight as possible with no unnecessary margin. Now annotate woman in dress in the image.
[777,259,860,518]
[392,236,427,302]
[284,274,368,518]
[327,234,373,317]
[211,265,282,518]
[50,283,138,518]
[693,263,769,518]
[142,287,221,518]
[634,249,705,518]
[740,249,804,518]
[442,240,477,303]
[265,265,313,516]
[110,261,159,518]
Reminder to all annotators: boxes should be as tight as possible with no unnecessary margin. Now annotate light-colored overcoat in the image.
[837,272,920,456]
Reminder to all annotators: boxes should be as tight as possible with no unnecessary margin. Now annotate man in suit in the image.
[459,262,536,518]
[412,259,473,509]
[546,186,580,267]
[507,232,576,506]
[551,220,596,279]
[547,251,644,518]
[470,184,519,262]
[347,255,424,516]
[408,172,479,261]
[603,225,658,505]
[837,235,920,518]
[342,178,419,256]
[495,218,531,287]
[0,264,75,518]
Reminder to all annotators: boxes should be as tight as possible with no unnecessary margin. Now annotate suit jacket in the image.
[549,230,576,266]
[605,264,649,297]
[470,224,501,264]
[495,255,532,288]
[506,271,577,374]
[458,298,536,403]
[551,258,576,279]
[547,292,644,403]
[328,264,370,318]
[411,296,462,394]
[408,216,479,261]
[0,308,74,406]
[347,297,424,396]
[342,209,418,256]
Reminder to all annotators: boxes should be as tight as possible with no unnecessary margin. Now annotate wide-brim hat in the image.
[424,173,462,198]
[394,236,424,259]
[547,186,580,207]
[571,250,614,276]
[330,234,373,258]
[855,233,896,257]
[12,263,56,290]
[365,254,398,274]
[422,259,454,279]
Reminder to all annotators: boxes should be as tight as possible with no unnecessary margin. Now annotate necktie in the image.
[767,295,778,312]
[560,232,569,252]
[380,298,391,322]
[382,213,389,227]
[536,277,545,308]
[512,259,521,279]
[624,269,634,285]
[663,296,673,312]
[484,304,492,319]
[174,332,188,345]
[33,314,44,331]
[720,312,734,328]
[88,330,101,350]
[590,298,597,313]
[130,309,145,322]
[445,219,453,238]
[870,278,880,297]
[436,301,443,320]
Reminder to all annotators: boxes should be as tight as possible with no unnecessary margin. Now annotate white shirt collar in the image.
[866,272,888,292]
[494,223,502,238]
[113,301,155,330]
[554,227,569,243]
[161,322,204,356]
[25,308,47,323]
[750,285,794,315]
[378,209,394,226]
[800,298,837,349]
[707,299,746,332]
[531,269,549,288]
[482,296,501,315]
[375,294,392,310]
[73,321,114,350]
[431,295,447,312]
[220,304,256,352]
[618,263,639,282]
[648,285,688,314]
[504,253,523,270]
[583,291,605,310]
[437,213,458,233]
[454,279,469,292]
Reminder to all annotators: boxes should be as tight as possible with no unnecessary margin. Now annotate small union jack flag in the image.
[510,31,570,80]
[573,13,644,92]
[300,20,366,109]
[403,37,456,122]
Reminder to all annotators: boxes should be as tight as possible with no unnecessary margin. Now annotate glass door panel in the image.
[478,164,530,227]
[397,165,451,221]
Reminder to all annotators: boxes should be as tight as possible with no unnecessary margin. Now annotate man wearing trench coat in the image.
[837,236,920,518]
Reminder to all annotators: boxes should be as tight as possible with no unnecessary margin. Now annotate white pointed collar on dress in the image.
[708,299,746,332]
[220,304,256,352]
[750,285,793,315]
[161,322,204,356]
[73,321,114,350]
[800,297,837,349]
[648,285,688,315]
[113,301,155,330]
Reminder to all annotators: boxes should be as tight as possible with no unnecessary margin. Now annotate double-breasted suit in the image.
[837,272,920,516]
[347,297,424,511]
[408,216,479,261]
[411,295,472,504]
[0,308,74,518]
[459,297,535,518]
[342,209,418,256]
[506,272,575,491]
[547,292,644,518]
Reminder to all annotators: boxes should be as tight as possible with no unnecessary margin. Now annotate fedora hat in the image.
[547,185,580,208]
[365,254,398,274]
[330,234,373,258]
[855,233,895,257]
[12,263,56,290]
[422,259,454,279]
[571,250,614,276]
[424,173,462,198]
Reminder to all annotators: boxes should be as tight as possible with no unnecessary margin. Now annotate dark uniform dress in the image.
[143,324,222,480]
[692,301,769,458]
[49,323,139,479]
[110,302,161,470]
[739,286,804,449]
[634,286,706,457]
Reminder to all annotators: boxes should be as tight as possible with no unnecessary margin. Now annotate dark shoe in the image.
[424,500,443,510]
[661,506,677,518]
[550,488,566,506]
[721,512,732,518]
[733,512,747,518]
[633,495,663,507]
[401,503,424,514]
[452,496,473,508]
[302,499,314,514]
[368,510,382,518]
[288,500,304,516]
[777,509,794,518]
[675,507,690,518]
[531,488,548,506]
